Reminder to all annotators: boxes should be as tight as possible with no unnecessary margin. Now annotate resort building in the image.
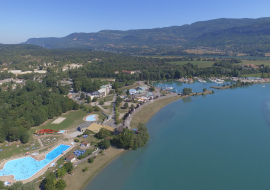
[91,91,101,97]
[145,92,154,99]
[77,122,93,132]
[129,89,137,95]
[98,88,107,97]
[122,70,135,74]
[80,142,90,147]
[86,123,114,133]
[65,154,76,162]
[137,86,148,90]
[114,126,129,135]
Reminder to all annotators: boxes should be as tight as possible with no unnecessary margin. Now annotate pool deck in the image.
[0,140,75,184]
[83,114,99,121]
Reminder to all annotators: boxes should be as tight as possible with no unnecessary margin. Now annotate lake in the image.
[85,82,270,190]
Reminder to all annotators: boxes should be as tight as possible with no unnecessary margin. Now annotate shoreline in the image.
[79,148,125,190]
[63,147,125,190]
[131,90,212,128]
[77,90,213,189]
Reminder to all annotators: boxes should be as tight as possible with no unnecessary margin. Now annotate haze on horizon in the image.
[2,0,270,44]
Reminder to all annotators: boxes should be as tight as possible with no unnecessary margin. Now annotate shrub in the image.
[83,167,88,172]
[74,139,80,142]
[88,157,94,163]
[55,179,67,190]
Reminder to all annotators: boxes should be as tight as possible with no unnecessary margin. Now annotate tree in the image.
[20,133,29,144]
[8,181,35,190]
[130,104,135,109]
[88,106,93,113]
[149,87,155,92]
[203,88,207,92]
[0,181,4,190]
[73,103,80,110]
[55,179,67,190]
[92,97,97,102]
[88,157,94,163]
[99,101,104,105]
[64,161,73,173]
[83,167,88,172]
[94,105,100,111]
[80,92,85,99]
[57,167,67,178]
[126,89,130,95]
[42,172,56,190]
[96,128,111,139]
[118,128,134,149]
[182,88,192,95]
[124,102,128,109]
[86,96,91,103]
[98,139,111,149]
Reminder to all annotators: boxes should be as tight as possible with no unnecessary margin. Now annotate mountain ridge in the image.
[22,17,270,53]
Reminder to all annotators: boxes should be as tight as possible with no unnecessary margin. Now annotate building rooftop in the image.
[87,123,114,132]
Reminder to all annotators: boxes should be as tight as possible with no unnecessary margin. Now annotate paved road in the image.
[124,87,178,128]
[73,149,101,166]
[103,94,116,128]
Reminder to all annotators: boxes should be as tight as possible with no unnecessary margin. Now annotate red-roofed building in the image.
[122,70,134,74]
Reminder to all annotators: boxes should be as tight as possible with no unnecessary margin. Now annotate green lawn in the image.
[167,61,215,68]
[29,110,89,135]
[119,83,142,91]
[0,140,41,160]
[241,60,270,66]
[97,94,114,102]
[241,73,263,77]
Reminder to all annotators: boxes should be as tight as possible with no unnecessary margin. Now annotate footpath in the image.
[73,149,101,167]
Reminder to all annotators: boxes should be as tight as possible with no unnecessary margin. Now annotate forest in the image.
[0,80,79,143]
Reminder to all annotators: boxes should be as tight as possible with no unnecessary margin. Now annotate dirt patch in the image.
[52,117,66,124]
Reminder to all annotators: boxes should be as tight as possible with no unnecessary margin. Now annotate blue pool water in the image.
[58,130,66,133]
[86,115,96,121]
[0,144,70,180]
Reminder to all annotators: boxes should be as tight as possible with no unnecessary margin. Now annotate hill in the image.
[22,17,270,54]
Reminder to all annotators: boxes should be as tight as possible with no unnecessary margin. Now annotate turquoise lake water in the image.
[85,82,270,190]
[0,144,70,180]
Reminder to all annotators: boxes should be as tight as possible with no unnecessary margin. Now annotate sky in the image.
[1,0,270,44]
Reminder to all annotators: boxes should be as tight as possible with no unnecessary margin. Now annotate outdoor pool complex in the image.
[86,115,96,121]
[0,144,70,180]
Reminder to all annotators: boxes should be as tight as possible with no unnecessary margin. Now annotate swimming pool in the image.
[86,115,96,121]
[0,144,70,180]
[58,130,66,133]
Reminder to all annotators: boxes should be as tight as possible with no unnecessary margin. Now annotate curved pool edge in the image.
[0,143,72,181]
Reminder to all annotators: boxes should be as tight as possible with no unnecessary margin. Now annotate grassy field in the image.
[29,110,89,136]
[167,61,215,68]
[97,94,114,102]
[63,147,124,190]
[241,73,263,77]
[119,82,142,91]
[0,140,41,160]
[242,60,270,66]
